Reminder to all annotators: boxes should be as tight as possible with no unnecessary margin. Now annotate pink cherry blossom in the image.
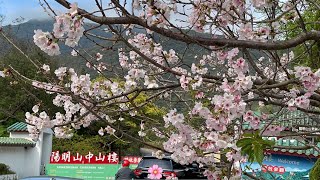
[35,4,84,55]
[148,165,163,179]
[33,30,60,56]
[42,64,50,73]
[71,50,78,56]
[96,53,103,61]
[69,3,78,16]
[105,126,116,135]
[0,71,5,78]
[163,109,184,126]
[26,1,320,179]
[32,105,39,113]
[54,67,67,80]
[251,0,271,8]
[294,66,320,92]
[179,75,192,90]
[244,111,261,129]
[262,125,284,136]
[231,58,249,75]
[227,48,239,60]
[98,127,104,136]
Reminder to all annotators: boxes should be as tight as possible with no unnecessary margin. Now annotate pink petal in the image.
[148,168,154,173]
[155,174,162,179]
[148,174,156,179]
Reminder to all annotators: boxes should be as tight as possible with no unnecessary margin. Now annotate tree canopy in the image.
[1,0,320,179]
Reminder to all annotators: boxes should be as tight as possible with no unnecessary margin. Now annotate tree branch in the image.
[54,0,320,50]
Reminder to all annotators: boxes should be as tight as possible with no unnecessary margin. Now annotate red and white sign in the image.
[50,151,119,164]
[262,165,285,174]
[121,156,142,164]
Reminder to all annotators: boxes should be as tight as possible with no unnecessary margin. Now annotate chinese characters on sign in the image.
[262,165,285,174]
[121,156,142,164]
[50,151,119,164]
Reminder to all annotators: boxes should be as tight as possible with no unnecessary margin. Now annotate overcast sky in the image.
[0,0,99,25]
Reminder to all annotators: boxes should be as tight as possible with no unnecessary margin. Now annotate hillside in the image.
[0,19,192,130]
[1,19,207,75]
[0,19,266,120]
[0,19,268,156]
[1,19,112,71]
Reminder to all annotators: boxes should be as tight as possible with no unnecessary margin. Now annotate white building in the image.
[0,122,52,179]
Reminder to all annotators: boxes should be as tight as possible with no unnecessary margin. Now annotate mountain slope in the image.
[1,19,207,75]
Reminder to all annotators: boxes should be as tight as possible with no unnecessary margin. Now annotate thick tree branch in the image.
[54,0,320,50]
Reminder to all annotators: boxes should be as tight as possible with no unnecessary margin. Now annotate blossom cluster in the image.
[33,3,84,56]
[261,125,284,136]
[24,1,320,179]
[133,0,177,28]
[294,66,320,92]
[243,111,261,130]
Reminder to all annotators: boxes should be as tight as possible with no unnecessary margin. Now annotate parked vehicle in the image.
[19,176,83,180]
[183,163,206,179]
[133,156,205,179]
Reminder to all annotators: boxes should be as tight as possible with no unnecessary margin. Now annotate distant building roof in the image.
[7,122,28,132]
[275,110,319,127]
[243,110,320,131]
[0,137,35,147]
[264,137,320,158]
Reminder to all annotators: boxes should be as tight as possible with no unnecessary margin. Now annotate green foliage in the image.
[52,90,166,156]
[133,92,166,118]
[236,132,275,164]
[53,134,109,155]
[310,158,320,180]
[0,163,15,175]
[0,126,6,137]
[283,1,320,69]
[53,131,143,156]
[0,35,59,134]
[0,119,17,137]
[0,22,170,157]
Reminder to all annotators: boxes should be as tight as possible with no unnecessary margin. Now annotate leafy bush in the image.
[53,134,107,155]
[0,163,15,175]
[53,133,142,156]
[310,158,320,180]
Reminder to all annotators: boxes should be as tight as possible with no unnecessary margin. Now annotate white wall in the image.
[10,132,30,139]
[41,132,53,174]
[0,146,26,178]
[0,145,42,178]
[0,129,53,178]
[6,131,41,177]
[24,131,44,177]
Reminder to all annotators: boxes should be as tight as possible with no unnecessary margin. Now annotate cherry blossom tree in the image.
[1,0,320,179]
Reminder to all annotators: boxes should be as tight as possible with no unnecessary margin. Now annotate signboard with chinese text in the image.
[121,156,142,169]
[242,154,316,180]
[50,151,119,164]
[46,164,120,180]
[47,151,121,180]
[261,164,286,174]
[121,156,142,164]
